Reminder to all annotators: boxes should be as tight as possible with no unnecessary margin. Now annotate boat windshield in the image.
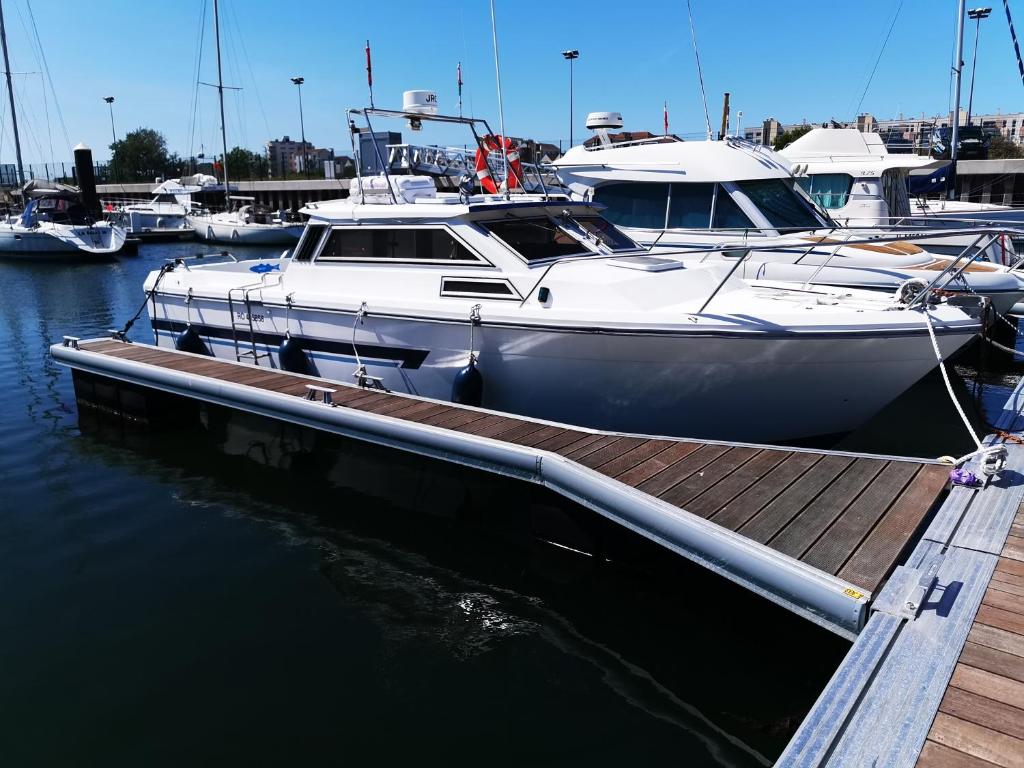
[482,213,636,262]
[735,179,825,232]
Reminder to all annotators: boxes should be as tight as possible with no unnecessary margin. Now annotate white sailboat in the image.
[141,104,982,444]
[0,4,125,258]
[186,0,301,246]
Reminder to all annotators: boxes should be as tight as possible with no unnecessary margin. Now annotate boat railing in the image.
[581,136,683,151]
[385,143,561,192]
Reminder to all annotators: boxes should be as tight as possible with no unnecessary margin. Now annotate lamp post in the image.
[966,7,992,125]
[561,49,579,148]
[104,96,116,181]
[291,76,308,179]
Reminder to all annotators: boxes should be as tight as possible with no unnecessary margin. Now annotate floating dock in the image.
[52,336,954,639]
[780,378,1024,766]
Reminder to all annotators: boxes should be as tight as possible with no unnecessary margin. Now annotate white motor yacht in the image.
[108,174,218,240]
[140,108,982,443]
[0,180,126,258]
[553,114,1024,315]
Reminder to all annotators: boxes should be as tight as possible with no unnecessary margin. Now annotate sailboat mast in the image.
[0,0,25,187]
[213,0,230,209]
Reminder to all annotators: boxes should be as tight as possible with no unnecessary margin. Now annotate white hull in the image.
[188,214,302,245]
[631,229,1024,316]
[148,295,975,443]
[114,209,190,236]
[0,221,126,257]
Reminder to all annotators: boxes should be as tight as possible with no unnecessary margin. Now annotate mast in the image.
[0,0,25,187]
[213,0,230,209]
[949,0,966,200]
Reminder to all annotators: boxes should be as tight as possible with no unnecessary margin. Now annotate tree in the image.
[225,146,268,180]
[773,124,813,151]
[988,133,1024,159]
[109,128,172,182]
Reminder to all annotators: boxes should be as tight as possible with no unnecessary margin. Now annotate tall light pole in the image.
[949,0,966,200]
[291,76,308,179]
[104,96,116,182]
[562,50,579,148]
[966,7,992,125]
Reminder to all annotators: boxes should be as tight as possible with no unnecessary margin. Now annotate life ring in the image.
[473,135,522,194]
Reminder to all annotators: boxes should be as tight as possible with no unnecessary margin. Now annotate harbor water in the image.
[1,244,1018,766]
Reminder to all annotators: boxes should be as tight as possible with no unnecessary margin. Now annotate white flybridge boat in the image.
[108,174,219,240]
[779,128,1024,251]
[185,0,301,246]
[139,102,983,443]
[0,181,126,258]
[553,113,1024,315]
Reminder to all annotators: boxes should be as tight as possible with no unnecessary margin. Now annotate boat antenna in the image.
[685,0,713,141]
[457,61,463,117]
[0,0,25,187]
[365,40,374,108]
[213,0,230,210]
[488,0,509,198]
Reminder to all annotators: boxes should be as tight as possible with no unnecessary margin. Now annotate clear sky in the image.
[2,0,1023,166]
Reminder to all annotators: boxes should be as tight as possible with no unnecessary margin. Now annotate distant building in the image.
[760,118,781,147]
[293,146,335,174]
[266,135,314,178]
[743,109,1024,151]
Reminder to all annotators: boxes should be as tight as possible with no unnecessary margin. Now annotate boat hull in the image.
[148,296,976,443]
[189,215,302,245]
[0,223,126,257]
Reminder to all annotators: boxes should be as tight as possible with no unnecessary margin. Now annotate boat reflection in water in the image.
[74,393,849,766]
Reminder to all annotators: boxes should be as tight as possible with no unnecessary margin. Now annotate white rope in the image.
[923,306,982,450]
[351,302,366,375]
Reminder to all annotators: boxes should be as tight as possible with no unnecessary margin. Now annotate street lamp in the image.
[966,7,991,125]
[104,96,116,181]
[291,76,308,178]
[561,50,579,148]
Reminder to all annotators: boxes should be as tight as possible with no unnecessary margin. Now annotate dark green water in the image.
[0,244,1017,766]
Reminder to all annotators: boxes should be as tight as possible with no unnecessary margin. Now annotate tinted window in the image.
[592,182,667,229]
[292,224,326,261]
[711,188,755,229]
[574,216,637,250]
[483,218,585,261]
[666,183,714,228]
[796,174,853,210]
[317,227,479,261]
[737,179,822,231]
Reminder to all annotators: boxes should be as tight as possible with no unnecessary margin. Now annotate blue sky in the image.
[2,0,1023,165]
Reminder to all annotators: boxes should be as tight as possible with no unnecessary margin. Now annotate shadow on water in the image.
[67,401,850,767]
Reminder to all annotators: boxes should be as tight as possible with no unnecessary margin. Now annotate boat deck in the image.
[55,337,953,636]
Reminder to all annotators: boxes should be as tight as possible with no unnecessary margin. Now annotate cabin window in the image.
[711,189,755,229]
[316,227,480,262]
[736,179,823,231]
[592,182,668,229]
[483,218,586,261]
[573,216,637,250]
[440,278,518,299]
[795,173,854,209]
[666,183,714,228]
[292,224,327,261]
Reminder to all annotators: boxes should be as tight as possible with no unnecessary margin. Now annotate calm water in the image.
[0,243,1018,766]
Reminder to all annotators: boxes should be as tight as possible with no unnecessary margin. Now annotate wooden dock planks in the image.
[75,339,951,600]
[916,506,1024,768]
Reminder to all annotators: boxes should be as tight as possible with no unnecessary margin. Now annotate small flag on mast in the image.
[664,101,669,135]
[365,40,374,107]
